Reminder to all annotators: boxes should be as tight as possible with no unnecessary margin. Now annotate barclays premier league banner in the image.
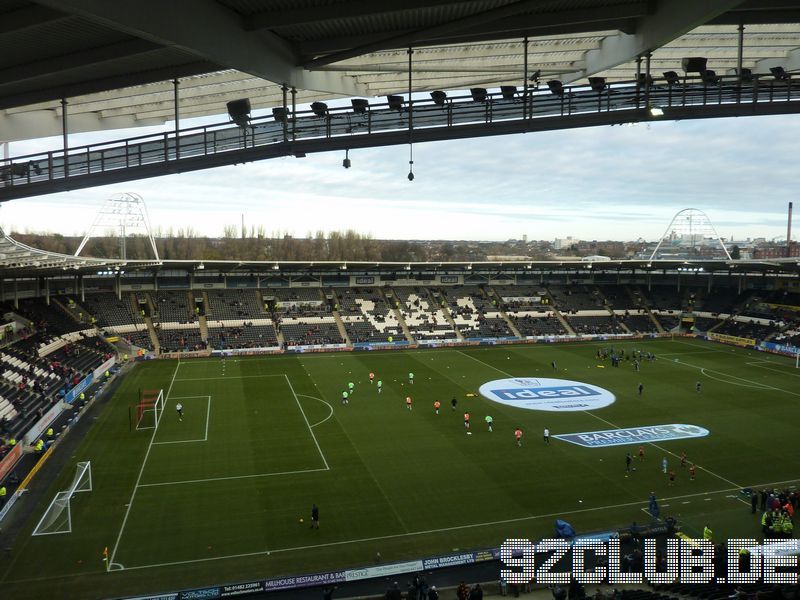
[553,424,710,448]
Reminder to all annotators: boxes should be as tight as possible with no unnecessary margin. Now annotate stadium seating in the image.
[206,289,265,320]
[280,318,343,346]
[548,284,605,312]
[713,319,776,340]
[620,313,659,333]
[566,315,625,335]
[206,322,279,349]
[17,297,85,336]
[492,285,566,336]
[439,286,517,337]
[337,288,403,342]
[82,292,144,327]
[156,326,206,352]
[391,287,457,340]
[152,291,194,323]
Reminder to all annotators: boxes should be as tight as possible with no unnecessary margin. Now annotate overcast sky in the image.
[2,111,798,242]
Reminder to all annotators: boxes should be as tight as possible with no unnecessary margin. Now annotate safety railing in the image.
[2,73,799,191]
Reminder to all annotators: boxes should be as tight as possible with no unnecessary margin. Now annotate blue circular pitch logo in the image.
[478,377,616,412]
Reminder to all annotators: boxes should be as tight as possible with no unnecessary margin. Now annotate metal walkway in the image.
[2,74,799,201]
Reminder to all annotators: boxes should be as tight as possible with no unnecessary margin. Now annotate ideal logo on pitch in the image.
[478,377,616,412]
[495,384,601,401]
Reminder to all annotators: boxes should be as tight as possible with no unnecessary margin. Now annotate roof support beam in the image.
[0,110,162,142]
[0,61,218,111]
[0,39,161,86]
[0,5,69,35]
[246,0,465,30]
[562,0,745,83]
[304,0,564,68]
[753,47,800,73]
[34,0,368,97]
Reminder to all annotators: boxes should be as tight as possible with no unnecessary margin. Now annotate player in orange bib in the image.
[369,372,375,384]
[638,445,645,461]
[464,412,470,429]
[515,427,523,447]
[406,396,412,410]
[433,400,440,415]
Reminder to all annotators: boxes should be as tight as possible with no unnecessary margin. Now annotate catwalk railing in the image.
[2,73,799,200]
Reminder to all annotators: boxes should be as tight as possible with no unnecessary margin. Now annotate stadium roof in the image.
[2,0,800,141]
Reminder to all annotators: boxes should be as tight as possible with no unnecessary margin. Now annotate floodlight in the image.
[500,85,517,100]
[737,68,753,83]
[649,106,664,116]
[272,107,288,123]
[702,69,720,84]
[681,57,707,74]
[636,73,654,87]
[547,80,564,96]
[663,71,680,85]
[470,87,488,102]
[351,98,369,113]
[227,98,251,127]
[529,69,541,83]
[342,149,351,169]
[387,95,404,110]
[430,90,447,106]
[770,66,789,81]
[311,101,328,117]
[588,77,606,92]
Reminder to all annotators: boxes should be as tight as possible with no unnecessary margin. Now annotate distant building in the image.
[753,243,799,259]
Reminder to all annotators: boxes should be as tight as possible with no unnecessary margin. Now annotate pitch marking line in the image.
[136,467,329,488]
[746,361,800,378]
[115,477,800,573]
[152,396,211,445]
[173,374,286,382]
[699,368,768,389]
[672,359,800,398]
[284,374,329,471]
[109,360,182,570]
[298,394,334,429]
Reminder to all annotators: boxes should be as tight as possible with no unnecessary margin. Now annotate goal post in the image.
[130,389,165,431]
[32,461,92,536]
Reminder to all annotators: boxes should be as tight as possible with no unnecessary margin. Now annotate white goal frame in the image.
[135,389,165,431]
[32,461,93,536]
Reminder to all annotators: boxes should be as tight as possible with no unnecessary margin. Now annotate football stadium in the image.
[1,2,800,600]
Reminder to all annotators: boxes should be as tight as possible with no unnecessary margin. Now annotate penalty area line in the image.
[109,360,181,567]
[114,479,796,573]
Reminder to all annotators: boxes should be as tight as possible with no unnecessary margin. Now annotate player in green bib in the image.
[485,415,493,432]
[408,372,414,385]
[348,381,355,395]
[377,380,383,394]
[341,390,349,405]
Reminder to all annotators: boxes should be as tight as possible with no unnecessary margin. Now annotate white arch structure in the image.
[74,192,159,261]
[649,208,732,262]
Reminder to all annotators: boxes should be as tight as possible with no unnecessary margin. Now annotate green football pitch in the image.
[2,337,799,599]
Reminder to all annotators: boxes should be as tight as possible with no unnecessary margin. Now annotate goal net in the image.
[132,389,165,431]
[32,461,92,536]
